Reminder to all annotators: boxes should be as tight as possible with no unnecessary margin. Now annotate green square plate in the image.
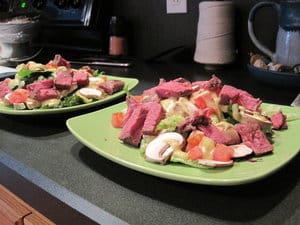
[66,102,300,185]
[0,75,138,115]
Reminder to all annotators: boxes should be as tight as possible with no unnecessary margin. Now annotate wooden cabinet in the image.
[0,184,55,225]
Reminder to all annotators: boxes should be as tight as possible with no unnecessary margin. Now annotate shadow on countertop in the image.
[0,97,125,137]
[74,143,300,224]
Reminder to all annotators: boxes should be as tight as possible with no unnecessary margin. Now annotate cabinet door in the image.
[24,213,55,225]
[0,184,31,225]
[0,184,56,225]
[0,210,16,225]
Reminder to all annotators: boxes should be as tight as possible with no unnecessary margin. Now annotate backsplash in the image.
[0,0,278,64]
[112,0,278,65]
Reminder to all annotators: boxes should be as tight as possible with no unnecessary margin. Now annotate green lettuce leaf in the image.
[156,115,185,132]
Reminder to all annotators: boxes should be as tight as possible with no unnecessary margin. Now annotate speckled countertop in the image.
[0,60,299,225]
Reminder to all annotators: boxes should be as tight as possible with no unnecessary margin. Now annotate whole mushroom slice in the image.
[198,159,233,168]
[78,88,103,99]
[231,144,253,158]
[241,110,272,129]
[145,132,184,164]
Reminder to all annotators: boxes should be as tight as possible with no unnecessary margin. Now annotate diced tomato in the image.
[131,95,143,103]
[111,112,125,128]
[194,96,207,109]
[186,130,204,151]
[212,143,234,162]
[8,89,30,104]
[204,107,216,117]
[188,146,203,160]
[45,61,58,69]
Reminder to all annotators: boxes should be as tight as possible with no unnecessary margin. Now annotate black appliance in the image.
[0,0,112,54]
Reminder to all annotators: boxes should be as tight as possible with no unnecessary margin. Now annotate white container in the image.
[194,1,236,70]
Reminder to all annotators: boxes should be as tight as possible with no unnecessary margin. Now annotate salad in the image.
[0,54,125,110]
[112,76,288,168]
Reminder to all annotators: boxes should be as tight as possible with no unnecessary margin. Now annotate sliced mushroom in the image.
[78,88,103,99]
[240,110,272,130]
[198,159,233,167]
[145,132,184,164]
[231,144,253,158]
[41,98,61,108]
[26,98,41,109]
[88,77,106,88]
[13,102,26,110]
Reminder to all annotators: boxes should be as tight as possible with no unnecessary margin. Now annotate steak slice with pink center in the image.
[98,80,125,95]
[33,88,59,101]
[119,105,148,146]
[26,79,54,91]
[220,85,262,111]
[0,79,12,98]
[270,111,288,130]
[73,71,89,86]
[199,124,231,145]
[235,123,273,155]
[54,70,73,90]
[52,54,71,69]
[142,102,165,135]
[155,80,193,99]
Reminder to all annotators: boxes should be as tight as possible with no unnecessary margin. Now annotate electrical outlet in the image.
[166,0,187,14]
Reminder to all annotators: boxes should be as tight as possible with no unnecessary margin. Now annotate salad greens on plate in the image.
[113,76,292,170]
[0,54,138,115]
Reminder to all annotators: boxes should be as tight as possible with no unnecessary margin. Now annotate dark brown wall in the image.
[112,0,278,65]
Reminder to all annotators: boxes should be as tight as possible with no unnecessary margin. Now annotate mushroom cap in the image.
[145,132,184,164]
[78,88,103,99]
[231,144,253,158]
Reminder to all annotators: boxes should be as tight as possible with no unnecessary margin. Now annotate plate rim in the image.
[247,64,300,88]
[247,64,300,78]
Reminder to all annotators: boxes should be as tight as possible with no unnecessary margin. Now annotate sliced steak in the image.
[155,80,193,99]
[219,85,240,105]
[32,88,59,101]
[0,78,12,98]
[220,85,262,111]
[98,80,125,95]
[52,54,71,69]
[119,105,148,146]
[54,70,73,90]
[122,96,140,125]
[270,111,288,130]
[26,79,54,91]
[142,102,165,135]
[235,123,273,155]
[192,75,223,92]
[142,78,166,96]
[237,91,262,111]
[73,71,89,86]
[199,124,230,144]
[79,66,94,75]
[177,113,210,135]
